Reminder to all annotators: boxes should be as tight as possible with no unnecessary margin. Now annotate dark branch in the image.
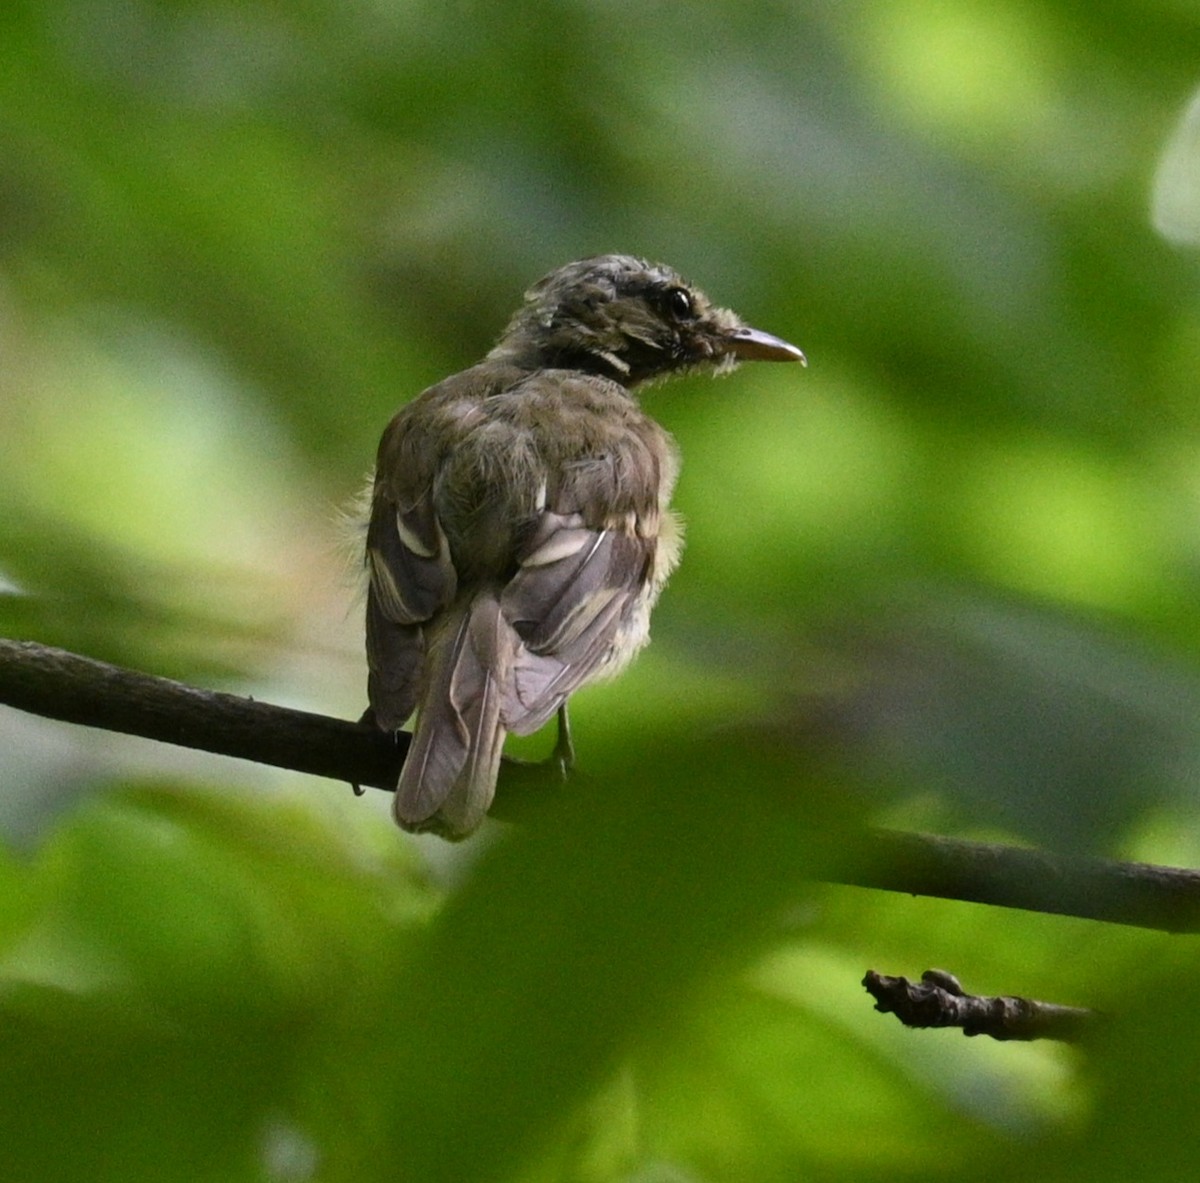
[863,968,1098,1042]
[844,829,1200,933]
[4,638,1200,931]
[0,638,560,815]
[0,637,406,790]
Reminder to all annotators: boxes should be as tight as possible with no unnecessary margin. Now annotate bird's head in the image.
[487,254,805,387]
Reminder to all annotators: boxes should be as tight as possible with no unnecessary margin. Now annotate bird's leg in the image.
[548,701,575,779]
[348,705,377,795]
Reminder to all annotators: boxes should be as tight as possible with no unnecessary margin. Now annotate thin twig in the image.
[863,968,1098,1042]
[3,637,1200,931]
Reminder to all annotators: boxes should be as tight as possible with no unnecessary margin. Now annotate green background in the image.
[3,1,1200,1179]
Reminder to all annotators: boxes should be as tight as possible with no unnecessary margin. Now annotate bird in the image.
[364,254,805,838]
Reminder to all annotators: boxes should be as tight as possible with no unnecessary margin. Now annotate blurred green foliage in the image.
[3,0,1200,1179]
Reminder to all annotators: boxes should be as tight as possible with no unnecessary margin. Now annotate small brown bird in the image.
[365,255,804,837]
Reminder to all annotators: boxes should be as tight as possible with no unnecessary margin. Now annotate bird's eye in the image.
[666,287,694,320]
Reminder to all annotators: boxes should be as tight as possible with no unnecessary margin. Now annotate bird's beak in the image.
[724,325,807,365]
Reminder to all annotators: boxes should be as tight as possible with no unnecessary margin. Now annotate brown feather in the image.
[363,255,803,837]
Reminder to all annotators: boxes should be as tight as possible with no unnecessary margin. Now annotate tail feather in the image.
[394,594,515,837]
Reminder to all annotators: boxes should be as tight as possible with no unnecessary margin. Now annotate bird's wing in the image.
[364,388,462,731]
[365,483,459,729]
[365,363,527,732]
[500,508,655,735]
[367,484,457,626]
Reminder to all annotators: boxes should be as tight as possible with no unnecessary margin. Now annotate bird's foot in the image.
[545,703,575,781]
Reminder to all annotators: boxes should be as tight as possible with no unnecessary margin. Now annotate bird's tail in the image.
[394,593,514,838]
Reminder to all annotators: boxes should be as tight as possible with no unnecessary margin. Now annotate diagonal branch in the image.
[0,637,561,810]
[3,637,1200,932]
[0,636,407,791]
[835,828,1200,933]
